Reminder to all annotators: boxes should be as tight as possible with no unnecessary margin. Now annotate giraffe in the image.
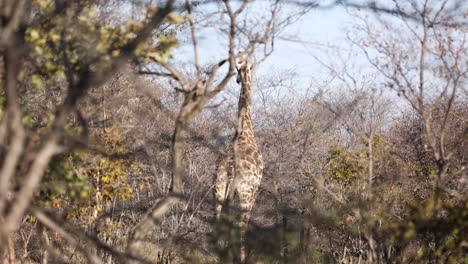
[214,56,264,263]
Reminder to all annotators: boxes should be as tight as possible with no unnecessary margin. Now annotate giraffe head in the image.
[236,56,252,84]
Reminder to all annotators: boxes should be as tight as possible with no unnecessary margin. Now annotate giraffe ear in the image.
[236,72,242,84]
[236,61,244,71]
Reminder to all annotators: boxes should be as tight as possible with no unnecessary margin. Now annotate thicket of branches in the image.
[0,0,466,263]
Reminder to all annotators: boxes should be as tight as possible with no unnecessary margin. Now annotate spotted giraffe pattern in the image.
[214,57,264,262]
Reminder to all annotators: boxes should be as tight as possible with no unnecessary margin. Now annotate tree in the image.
[1,0,466,263]
[0,0,288,262]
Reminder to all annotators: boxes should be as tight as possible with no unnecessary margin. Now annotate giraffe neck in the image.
[237,78,254,136]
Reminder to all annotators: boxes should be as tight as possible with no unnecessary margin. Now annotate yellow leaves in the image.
[34,45,44,55]
[128,19,144,32]
[112,49,120,57]
[25,214,37,223]
[167,12,194,24]
[84,7,97,18]
[33,0,55,12]
[159,35,179,50]
[326,145,363,183]
[96,42,108,53]
[403,221,416,239]
[146,51,164,62]
[31,74,44,89]
[141,36,179,62]
[21,115,32,127]
[42,127,137,223]
[44,61,55,71]
[118,184,133,200]
[27,27,66,87]
[98,26,113,46]
[50,31,60,43]
[66,211,77,220]
[167,13,185,24]
[29,29,40,41]
[17,70,26,81]
[52,198,63,208]
[24,3,182,93]
[78,7,97,26]
[101,174,112,184]
[124,31,137,40]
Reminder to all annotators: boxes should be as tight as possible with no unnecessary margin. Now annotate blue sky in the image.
[175,2,363,92]
[261,6,356,84]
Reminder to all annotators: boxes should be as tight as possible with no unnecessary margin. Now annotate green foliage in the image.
[31,74,44,89]
[42,128,139,224]
[167,13,186,24]
[326,135,403,183]
[25,1,181,90]
[407,160,438,178]
[44,152,94,207]
[326,145,364,183]
[384,194,468,263]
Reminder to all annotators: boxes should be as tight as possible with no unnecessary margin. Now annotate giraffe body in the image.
[214,57,264,263]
